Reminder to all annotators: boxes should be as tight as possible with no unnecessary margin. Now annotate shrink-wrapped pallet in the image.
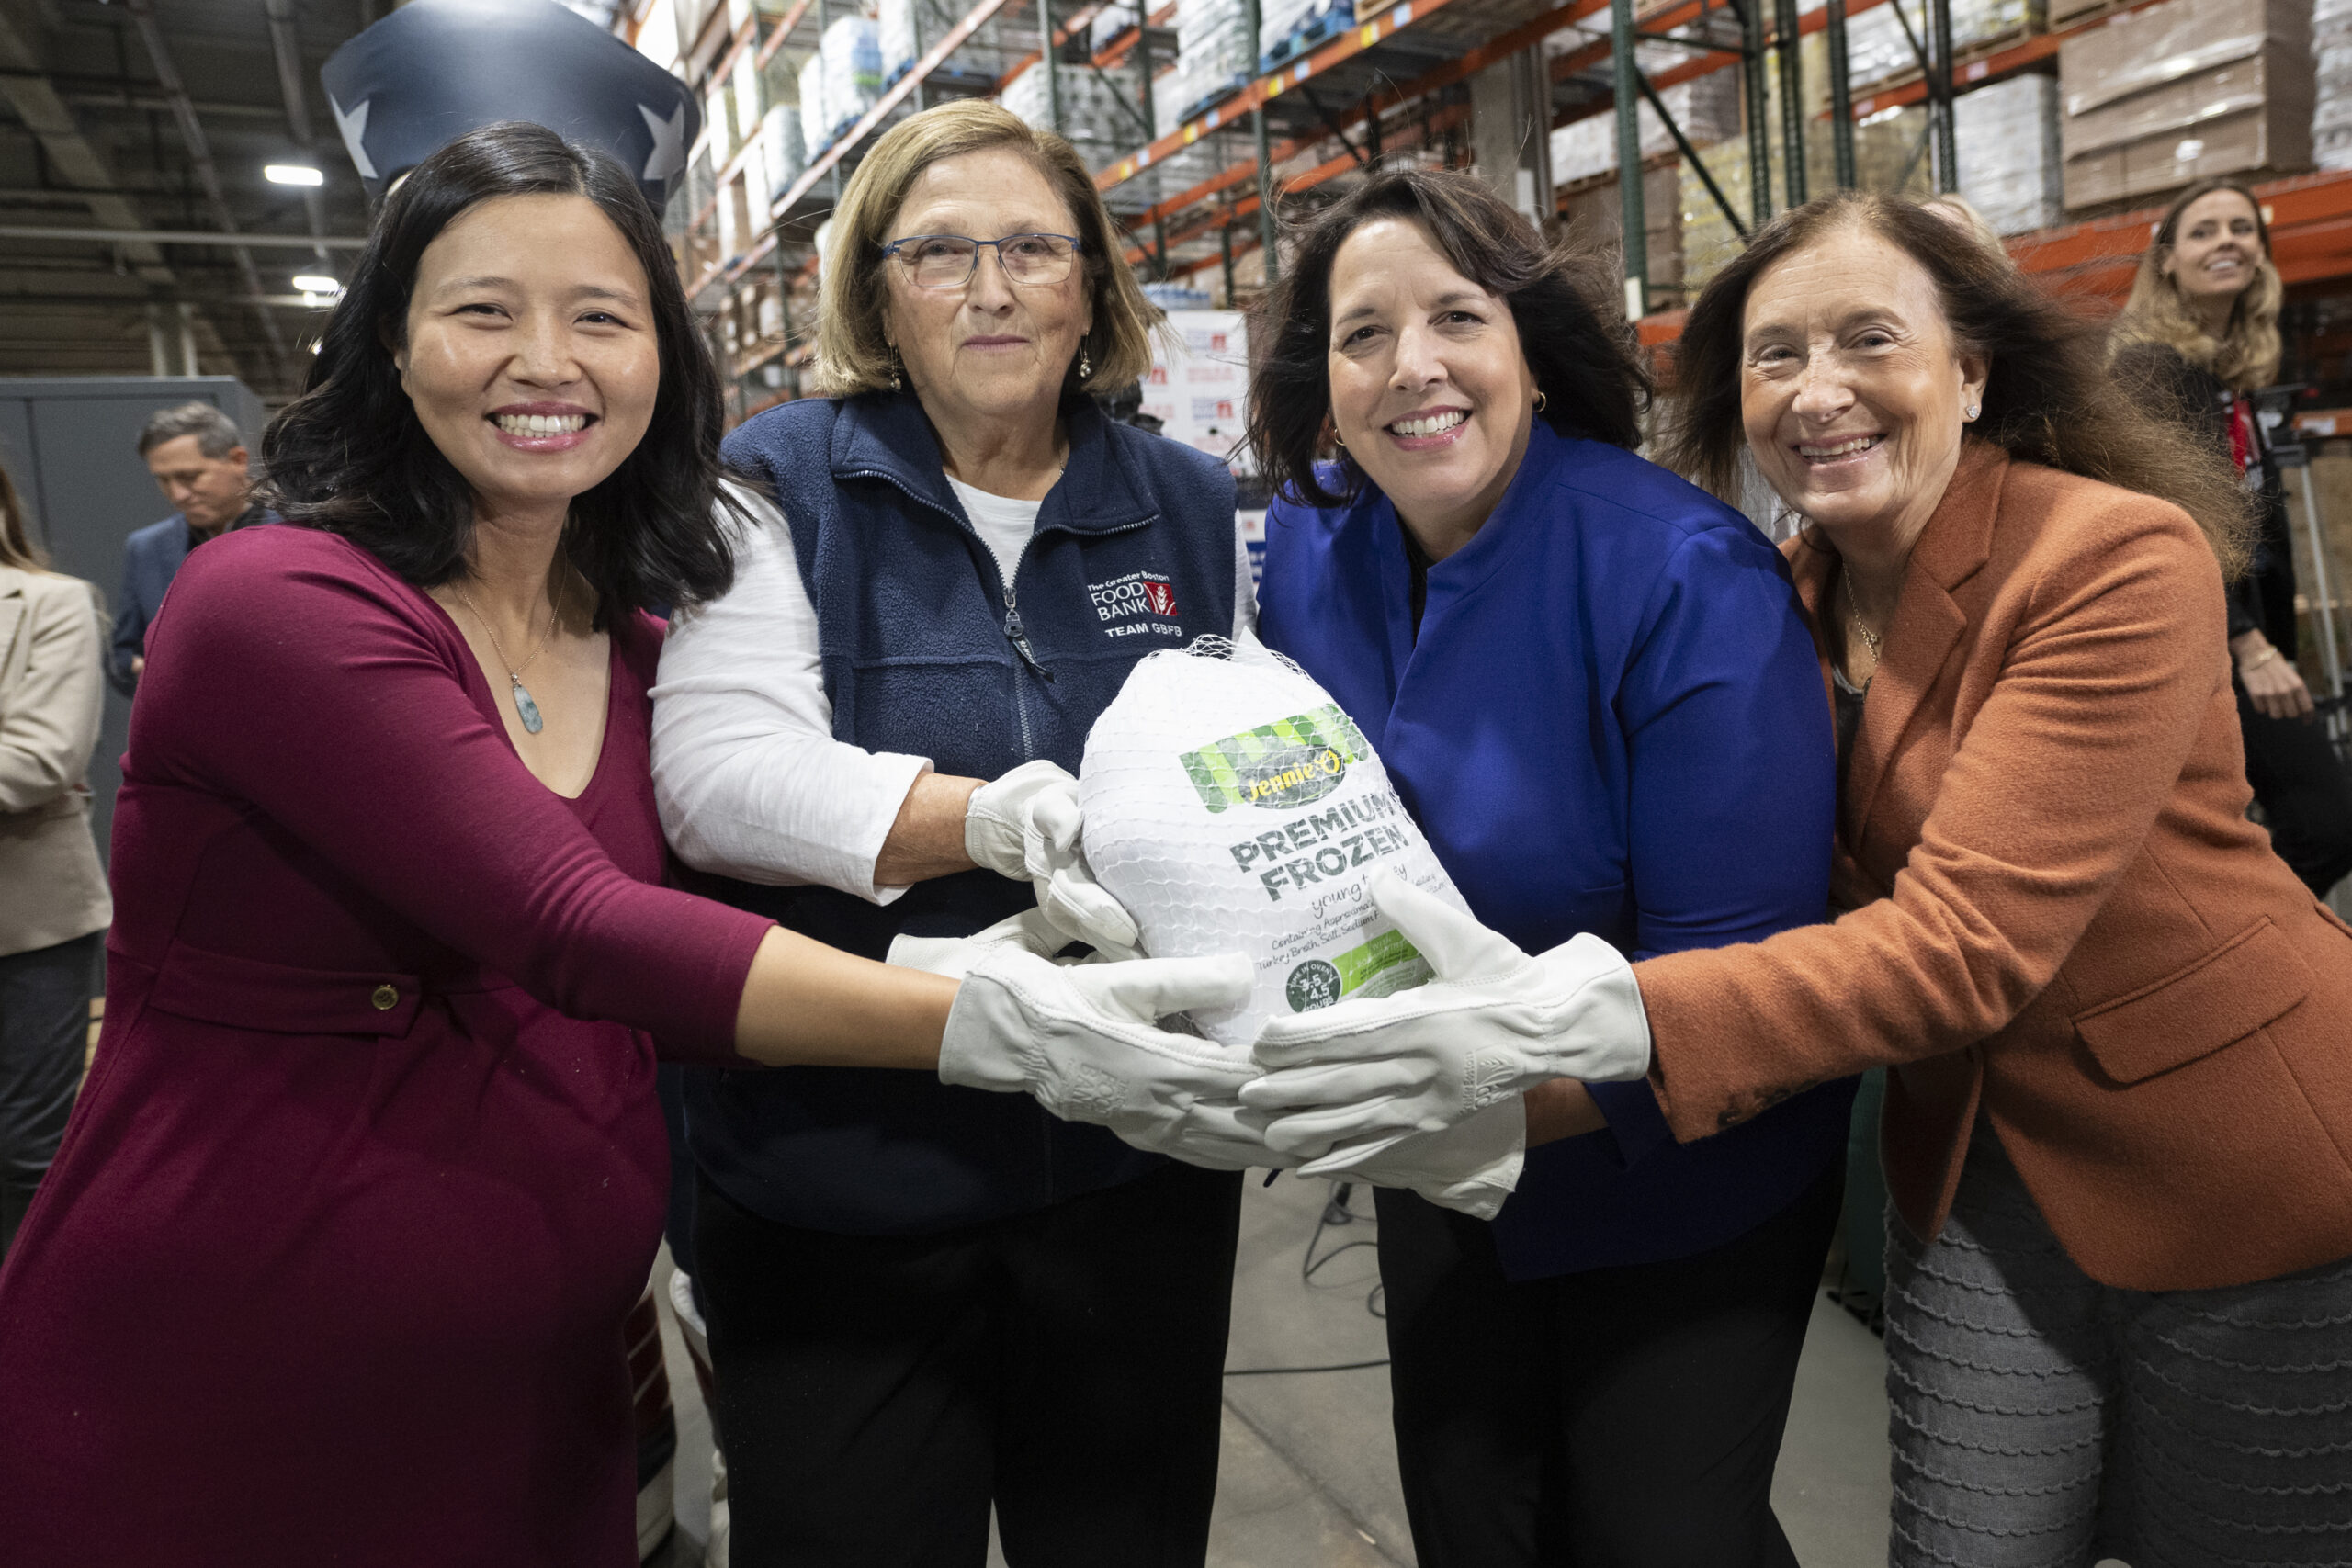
[760,103,806,201]
[879,0,921,81]
[1080,641,1464,1047]
[1954,73,2063,232]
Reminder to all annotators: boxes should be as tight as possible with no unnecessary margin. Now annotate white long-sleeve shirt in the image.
[650,482,1258,904]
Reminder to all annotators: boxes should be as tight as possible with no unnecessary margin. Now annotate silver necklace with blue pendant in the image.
[454,578,560,735]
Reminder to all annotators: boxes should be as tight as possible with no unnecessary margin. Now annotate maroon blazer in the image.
[1640,444,2352,1292]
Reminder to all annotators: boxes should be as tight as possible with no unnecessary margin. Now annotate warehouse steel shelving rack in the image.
[640,0,2352,447]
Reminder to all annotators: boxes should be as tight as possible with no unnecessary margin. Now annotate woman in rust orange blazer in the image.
[1238,190,2352,1568]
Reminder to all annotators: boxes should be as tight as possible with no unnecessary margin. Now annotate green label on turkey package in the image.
[1178,703,1374,814]
[1286,928,1430,1013]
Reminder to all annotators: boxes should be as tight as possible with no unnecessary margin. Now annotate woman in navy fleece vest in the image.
[1241,168,1850,1566]
[649,102,1253,1566]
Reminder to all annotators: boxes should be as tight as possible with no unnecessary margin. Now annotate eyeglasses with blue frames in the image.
[880,233,1085,290]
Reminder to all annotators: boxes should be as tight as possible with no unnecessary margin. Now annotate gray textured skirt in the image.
[1885,1123,2352,1568]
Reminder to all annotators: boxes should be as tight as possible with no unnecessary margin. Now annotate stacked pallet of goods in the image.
[1953,73,2064,231]
[1839,0,2042,89]
[798,14,883,157]
[1170,0,1257,121]
[2313,0,2352,169]
[2057,0,2313,209]
[879,0,922,82]
[1257,0,1348,70]
[1000,53,1148,161]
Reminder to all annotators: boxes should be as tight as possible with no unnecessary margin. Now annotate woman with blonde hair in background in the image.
[0,462,107,1260]
[2111,177,2352,896]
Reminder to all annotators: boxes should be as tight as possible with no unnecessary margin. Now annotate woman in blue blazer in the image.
[1243,168,1849,1566]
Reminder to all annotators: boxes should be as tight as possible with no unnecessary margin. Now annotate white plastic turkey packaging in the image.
[1078,639,1468,1047]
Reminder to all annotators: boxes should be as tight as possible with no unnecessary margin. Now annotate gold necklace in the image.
[1842,574,1884,660]
[454,576,562,735]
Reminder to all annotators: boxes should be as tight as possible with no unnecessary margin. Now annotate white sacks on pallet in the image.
[800,16,881,153]
[878,0,921,82]
[999,61,1145,157]
[2317,0,2352,168]
[1080,641,1466,1048]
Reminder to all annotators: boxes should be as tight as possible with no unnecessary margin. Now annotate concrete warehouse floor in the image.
[646,1171,1914,1568]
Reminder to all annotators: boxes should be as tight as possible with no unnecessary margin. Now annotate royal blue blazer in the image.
[1257,420,1856,1279]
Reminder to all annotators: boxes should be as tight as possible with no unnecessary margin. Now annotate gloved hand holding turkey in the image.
[1239,871,1655,1164]
[963,760,1141,958]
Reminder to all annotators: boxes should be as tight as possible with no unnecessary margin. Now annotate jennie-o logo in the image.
[1179,703,1373,813]
[1089,570,1183,641]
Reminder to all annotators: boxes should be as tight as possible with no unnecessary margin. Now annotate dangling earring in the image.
[1533,389,1548,413]
[1079,342,1092,379]
[887,345,903,392]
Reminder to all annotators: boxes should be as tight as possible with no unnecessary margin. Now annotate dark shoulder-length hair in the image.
[261,121,735,620]
[1245,166,1649,508]
[1660,188,2252,578]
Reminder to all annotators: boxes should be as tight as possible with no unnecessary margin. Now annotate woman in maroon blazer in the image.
[0,124,1248,1567]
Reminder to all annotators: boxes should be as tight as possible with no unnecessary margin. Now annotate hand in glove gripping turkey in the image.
[1240,871,1652,1156]
[965,761,1141,958]
[929,925,1282,1170]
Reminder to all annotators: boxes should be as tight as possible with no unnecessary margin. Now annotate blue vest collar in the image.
[828,391,1162,535]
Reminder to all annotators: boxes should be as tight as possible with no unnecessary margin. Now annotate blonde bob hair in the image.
[810,99,1158,399]
[2109,178,2282,394]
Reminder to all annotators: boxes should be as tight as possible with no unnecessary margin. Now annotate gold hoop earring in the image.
[1533,389,1548,413]
[1330,423,1346,447]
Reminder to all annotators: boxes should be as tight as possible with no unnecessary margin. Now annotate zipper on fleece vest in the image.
[840,464,1151,763]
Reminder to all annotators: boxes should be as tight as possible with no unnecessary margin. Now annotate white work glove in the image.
[1295,1100,1528,1222]
[1240,870,1650,1156]
[940,942,1263,1160]
[886,908,1068,979]
[965,760,1141,957]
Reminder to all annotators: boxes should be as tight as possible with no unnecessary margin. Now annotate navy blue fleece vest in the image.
[685,391,1238,1235]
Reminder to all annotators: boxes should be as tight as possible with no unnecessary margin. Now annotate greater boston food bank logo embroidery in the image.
[1089,570,1184,640]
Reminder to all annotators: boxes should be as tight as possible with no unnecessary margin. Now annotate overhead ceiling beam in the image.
[0,7,169,284]
[260,0,330,265]
[0,73,285,118]
[0,223,367,247]
[122,0,288,372]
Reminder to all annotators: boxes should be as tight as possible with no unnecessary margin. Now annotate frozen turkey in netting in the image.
[1079,639,1467,1047]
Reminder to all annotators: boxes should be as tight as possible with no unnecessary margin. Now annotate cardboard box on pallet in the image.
[2058,0,2312,208]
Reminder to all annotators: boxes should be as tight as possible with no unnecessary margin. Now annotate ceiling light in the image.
[292,275,341,295]
[266,164,323,186]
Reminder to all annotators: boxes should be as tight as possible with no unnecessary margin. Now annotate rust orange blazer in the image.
[1639,440,2352,1292]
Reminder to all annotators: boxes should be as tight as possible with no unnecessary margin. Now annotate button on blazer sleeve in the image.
[133,531,774,1057]
[1638,491,2229,1136]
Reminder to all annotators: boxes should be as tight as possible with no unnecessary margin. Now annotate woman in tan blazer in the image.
[0,458,109,1258]
[1239,192,2352,1566]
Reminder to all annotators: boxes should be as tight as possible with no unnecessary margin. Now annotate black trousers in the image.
[1377,1160,1841,1568]
[0,931,96,1259]
[694,1159,1243,1568]
[2240,687,2352,897]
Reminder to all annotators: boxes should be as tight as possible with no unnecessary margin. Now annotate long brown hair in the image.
[0,458,47,571]
[2109,178,2281,393]
[1659,189,2253,579]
